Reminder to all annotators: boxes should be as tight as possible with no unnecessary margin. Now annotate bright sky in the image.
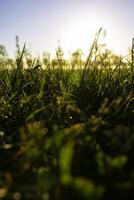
[0,0,134,58]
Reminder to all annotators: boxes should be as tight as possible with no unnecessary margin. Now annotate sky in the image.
[0,0,134,58]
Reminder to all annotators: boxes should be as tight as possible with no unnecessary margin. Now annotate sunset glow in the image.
[60,13,103,53]
[0,0,134,57]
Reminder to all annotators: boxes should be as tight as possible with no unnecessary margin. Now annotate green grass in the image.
[0,36,134,200]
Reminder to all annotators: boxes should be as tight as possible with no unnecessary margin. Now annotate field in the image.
[0,35,134,200]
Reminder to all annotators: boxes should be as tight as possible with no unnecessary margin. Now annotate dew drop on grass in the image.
[0,188,7,198]
[0,131,5,137]
[13,192,21,200]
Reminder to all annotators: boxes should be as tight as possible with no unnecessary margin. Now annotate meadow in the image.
[0,34,134,199]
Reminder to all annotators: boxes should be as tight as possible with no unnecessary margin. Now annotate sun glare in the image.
[60,13,127,57]
[60,14,105,54]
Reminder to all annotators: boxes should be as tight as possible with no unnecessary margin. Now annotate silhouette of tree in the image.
[71,49,83,68]
[0,44,8,58]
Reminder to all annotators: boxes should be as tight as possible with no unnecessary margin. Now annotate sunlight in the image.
[60,13,127,56]
[60,13,105,54]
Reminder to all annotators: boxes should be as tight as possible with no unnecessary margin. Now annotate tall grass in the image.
[0,35,134,199]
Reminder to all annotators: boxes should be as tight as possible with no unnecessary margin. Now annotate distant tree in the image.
[0,44,8,58]
[56,46,64,60]
[55,46,67,67]
[42,52,51,67]
[0,45,8,68]
[71,49,83,68]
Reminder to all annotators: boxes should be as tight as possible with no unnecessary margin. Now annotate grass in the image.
[0,34,134,200]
